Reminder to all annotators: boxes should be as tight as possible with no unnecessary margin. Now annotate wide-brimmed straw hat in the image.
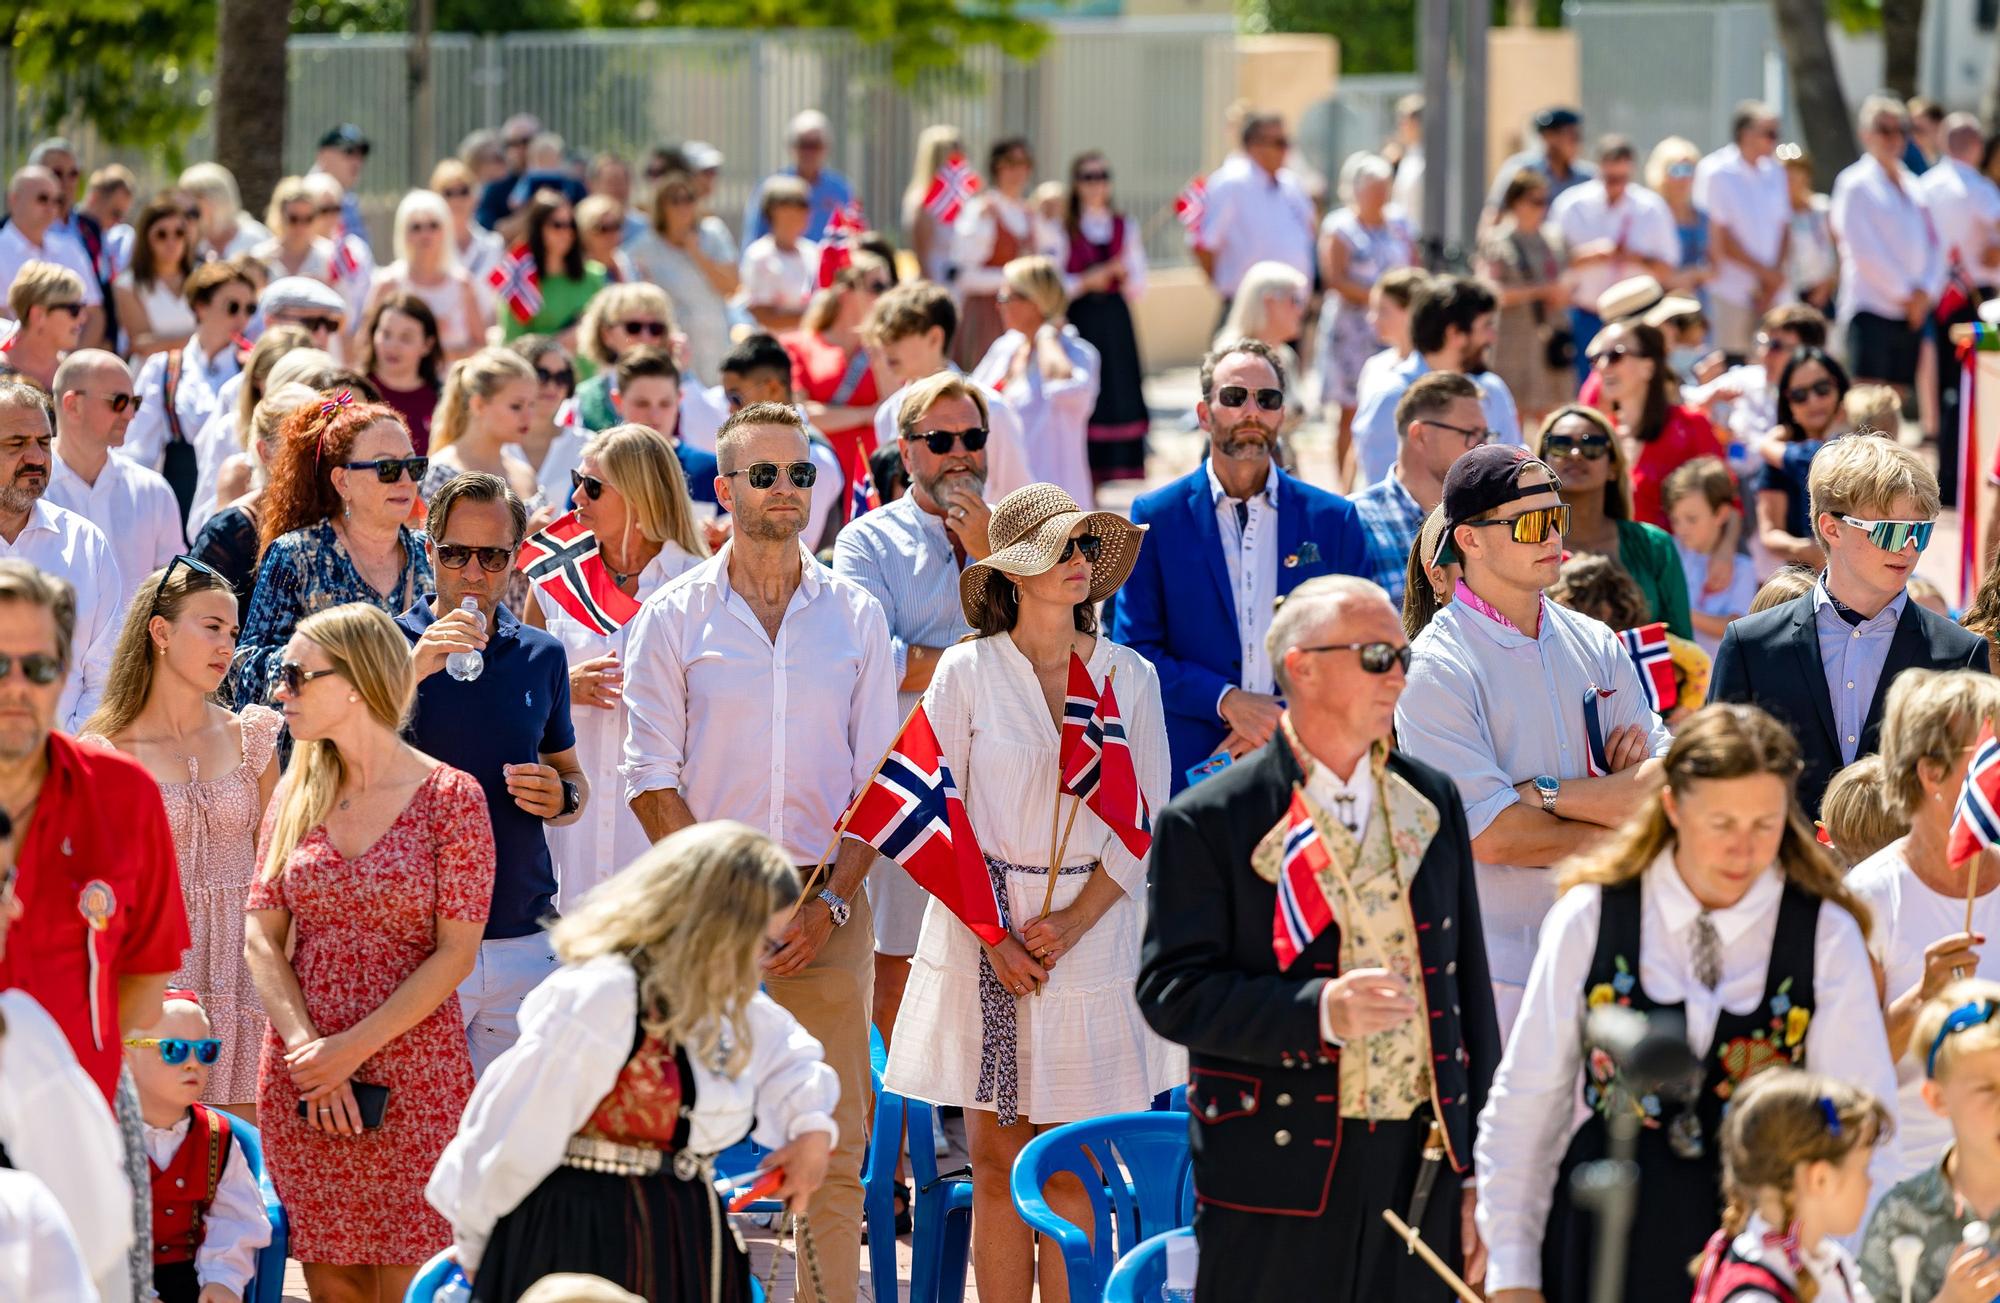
[959,483,1147,624]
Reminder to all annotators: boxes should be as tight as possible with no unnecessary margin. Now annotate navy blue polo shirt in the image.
[397,598,576,939]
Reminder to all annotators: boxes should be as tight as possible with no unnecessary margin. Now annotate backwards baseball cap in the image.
[1433,443,1561,568]
[1533,106,1582,133]
[318,123,370,154]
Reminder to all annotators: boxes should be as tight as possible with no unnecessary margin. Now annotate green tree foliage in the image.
[1247,0,1560,74]
[0,0,216,157]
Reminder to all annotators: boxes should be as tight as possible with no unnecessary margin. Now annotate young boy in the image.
[124,995,269,1303]
[1844,383,1904,439]
[1355,265,1428,399]
[1817,754,1908,868]
[1662,455,1759,655]
[1860,980,2000,1302]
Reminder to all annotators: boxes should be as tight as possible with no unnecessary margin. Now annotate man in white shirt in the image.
[45,351,182,614]
[864,279,1030,499]
[1549,136,1679,380]
[0,166,103,348]
[1831,92,1946,392]
[1390,94,1426,230]
[622,402,897,1303]
[1698,101,1791,356]
[1352,275,1522,486]
[1921,111,2000,505]
[1196,112,1318,312]
[0,380,119,731]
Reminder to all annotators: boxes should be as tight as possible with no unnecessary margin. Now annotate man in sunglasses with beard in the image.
[1712,435,1986,819]
[1113,338,1369,792]
[397,472,587,1075]
[1395,444,1669,1038]
[47,349,182,614]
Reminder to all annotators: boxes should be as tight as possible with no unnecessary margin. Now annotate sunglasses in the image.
[151,554,225,620]
[726,461,817,490]
[1058,534,1103,564]
[406,220,442,234]
[1423,418,1493,447]
[616,320,668,338]
[315,204,341,216]
[436,542,516,573]
[76,390,141,413]
[1077,170,1112,183]
[343,455,428,483]
[1299,641,1413,674]
[214,299,252,318]
[863,278,892,293]
[151,226,186,241]
[1543,433,1611,460]
[440,186,472,200]
[283,210,314,227]
[1593,346,1636,366]
[47,303,84,318]
[0,652,64,685]
[1838,514,1934,553]
[1463,503,1571,546]
[571,469,607,500]
[295,316,342,335]
[1213,385,1286,412]
[536,367,575,389]
[1787,378,1837,404]
[592,221,622,235]
[912,427,988,455]
[123,1037,222,1066]
[277,661,342,695]
[546,218,575,231]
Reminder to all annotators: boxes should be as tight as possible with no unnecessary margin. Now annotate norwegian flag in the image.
[1950,721,2000,866]
[817,200,868,289]
[827,199,868,237]
[330,230,365,284]
[1060,665,1153,859]
[515,510,641,636]
[845,706,1006,945]
[923,154,982,225]
[1174,175,1208,248]
[1273,789,1336,971]
[847,457,881,521]
[1619,622,1678,714]
[487,243,543,325]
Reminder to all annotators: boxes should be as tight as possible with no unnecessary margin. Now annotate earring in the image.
[348,692,359,703]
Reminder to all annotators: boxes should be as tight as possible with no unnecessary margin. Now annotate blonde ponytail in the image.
[430,347,534,452]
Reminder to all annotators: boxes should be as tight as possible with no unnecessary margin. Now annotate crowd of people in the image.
[10,81,2000,1303]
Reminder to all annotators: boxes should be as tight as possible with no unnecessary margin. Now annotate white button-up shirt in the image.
[1196,155,1318,297]
[140,1114,272,1293]
[1701,148,1793,307]
[1920,155,2000,289]
[1548,180,1682,311]
[46,448,183,613]
[0,224,103,315]
[122,337,241,475]
[1831,154,1946,319]
[1206,456,1280,703]
[0,500,122,731]
[620,540,899,864]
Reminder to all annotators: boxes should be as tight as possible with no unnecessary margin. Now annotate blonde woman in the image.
[625,167,736,386]
[364,190,483,361]
[304,172,374,328]
[82,559,279,1118]
[426,822,837,1302]
[243,602,493,1298]
[430,157,504,311]
[525,424,708,910]
[180,162,270,261]
[1646,135,1711,300]
[970,256,1099,506]
[1,260,84,391]
[1475,705,1896,1303]
[902,124,965,285]
[192,382,321,625]
[184,324,314,535]
[251,178,336,284]
[575,193,637,285]
[421,347,544,511]
[1212,260,1310,436]
[569,281,679,429]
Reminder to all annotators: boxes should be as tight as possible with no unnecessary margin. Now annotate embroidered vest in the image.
[578,1028,686,1149]
[150,1103,233,1265]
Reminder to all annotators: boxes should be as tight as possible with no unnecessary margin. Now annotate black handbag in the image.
[159,352,198,528]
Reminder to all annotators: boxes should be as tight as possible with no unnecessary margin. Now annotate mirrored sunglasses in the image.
[1057,534,1103,564]
[1213,385,1285,412]
[1543,434,1611,461]
[1464,503,1571,546]
[1838,515,1933,553]
[726,461,816,490]
[124,1037,222,1066]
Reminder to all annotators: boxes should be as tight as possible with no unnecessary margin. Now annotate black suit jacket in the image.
[1709,593,1989,818]
[1134,735,1501,1219]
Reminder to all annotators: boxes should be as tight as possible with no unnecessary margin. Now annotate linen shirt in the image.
[1813,577,1907,766]
[1207,456,1280,702]
[122,337,241,474]
[45,449,183,613]
[1920,155,2000,289]
[1352,349,1524,486]
[1831,154,1946,319]
[1472,857,1897,1293]
[1350,468,1428,606]
[0,223,103,315]
[0,500,121,730]
[141,1113,272,1292]
[1701,148,1793,306]
[1196,156,1318,297]
[620,539,899,864]
[1548,180,1682,311]
[831,491,973,701]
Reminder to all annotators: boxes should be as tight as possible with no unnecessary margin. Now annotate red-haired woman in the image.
[227,394,433,706]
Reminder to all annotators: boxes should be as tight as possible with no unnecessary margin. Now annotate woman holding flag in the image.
[881,482,1179,1303]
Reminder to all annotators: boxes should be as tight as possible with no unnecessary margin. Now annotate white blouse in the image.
[141,1115,272,1294]
[971,326,1100,510]
[954,193,1042,296]
[426,954,841,1274]
[1473,855,1898,1294]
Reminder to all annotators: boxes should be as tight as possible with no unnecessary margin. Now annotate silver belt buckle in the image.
[563,1135,664,1176]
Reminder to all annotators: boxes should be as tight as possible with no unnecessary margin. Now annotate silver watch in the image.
[1534,775,1560,814]
[817,887,851,927]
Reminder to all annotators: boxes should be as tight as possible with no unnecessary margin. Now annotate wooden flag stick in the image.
[1380,1211,1483,1303]
[789,696,927,926]
[1968,851,1982,939]
[1041,665,1118,921]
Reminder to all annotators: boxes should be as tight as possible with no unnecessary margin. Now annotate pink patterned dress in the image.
[245,764,495,1265]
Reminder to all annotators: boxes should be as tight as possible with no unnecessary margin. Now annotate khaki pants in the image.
[763,886,875,1302]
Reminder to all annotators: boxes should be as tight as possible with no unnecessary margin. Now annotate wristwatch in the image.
[818,887,851,928]
[555,778,581,819]
[1533,775,1560,814]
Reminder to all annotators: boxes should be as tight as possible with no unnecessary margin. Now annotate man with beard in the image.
[0,380,119,731]
[1111,339,1369,792]
[865,280,1031,500]
[832,370,990,1086]
[1352,275,1522,487]
[622,402,897,1303]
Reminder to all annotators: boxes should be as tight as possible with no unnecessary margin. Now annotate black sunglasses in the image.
[1213,385,1286,412]
[436,542,516,573]
[47,303,84,318]
[440,186,472,200]
[1787,378,1837,405]
[343,456,428,484]
[1058,534,1103,564]
[911,427,988,456]
[617,320,668,338]
[1076,169,1112,183]
[74,390,140,413]
[151,554,226,619]
[1543,433,1611,461]
[536,366,575,389]
[277,661,341,695]
[1299,641,1413,674]
[726,461,817,490]
[0,652,64,686]
[571,469,606,500]
[296,316,342,335]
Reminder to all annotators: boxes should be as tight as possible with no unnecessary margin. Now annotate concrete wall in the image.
[1134,266,1225,372]
[1487,28,1580,181]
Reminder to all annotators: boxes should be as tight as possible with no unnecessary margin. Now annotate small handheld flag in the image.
[817,200,869,288]
[1619,622,1678,714]
[516,510,641,636]
[1060,666,1152,859]
[1949,720,2000,868]
[330,231,365,284]
[1174,176,1208,249]
[923,154,983,225]
[1273,789,1336,971]
[847,457,881,521]
[487,243,543,325]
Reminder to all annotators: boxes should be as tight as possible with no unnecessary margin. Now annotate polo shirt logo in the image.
[525,690,533,708]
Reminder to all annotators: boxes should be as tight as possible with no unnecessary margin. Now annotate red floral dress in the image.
[245,765,495,1264]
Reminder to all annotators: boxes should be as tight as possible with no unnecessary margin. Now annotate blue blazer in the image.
[1109,465,1370,790]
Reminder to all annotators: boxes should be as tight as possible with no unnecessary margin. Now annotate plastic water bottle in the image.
[445,597,485,682]
[431,1273,471,1303]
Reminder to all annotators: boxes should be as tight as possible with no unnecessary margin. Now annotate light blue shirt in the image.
[1813,577,1908,766]
[830,492,972,711]
[1351,350,1523,486]
[743,167,857,243]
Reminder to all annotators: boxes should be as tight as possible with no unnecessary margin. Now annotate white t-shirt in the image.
[736,235,820,313]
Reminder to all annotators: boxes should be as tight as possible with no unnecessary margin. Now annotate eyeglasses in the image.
[725,461,817,490]
[1838,514,1934,553]
[1928,1000,2000,1076]
[1076,169,1112,183]
[1298,641,1413,674]
[440,186,472,200]
[1422,418,1493,447]
[1463,503,1571,545]
[436,542,517,573]
[294,316,342,335]
[0,652,64,685]
[343,455,428,483]
[536,366,575,390]
[1057,534,1103,564]
[277,661,342,695]
[71,390,140,413]
[150,554,225,620]
[1787,378,1837,405]
[123,1037,223,1066]
[616,320,668,339]
[571,469,607,500]
[911,427,988,455]
[1543,433,1611,461]
[1213,385,1286,412]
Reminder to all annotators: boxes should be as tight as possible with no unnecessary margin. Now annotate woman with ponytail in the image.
[420,347,543,513]
[243,601,494,1297]
[1476,703,1898,1303]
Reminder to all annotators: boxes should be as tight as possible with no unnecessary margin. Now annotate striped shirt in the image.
[831,492,973,713]
[1350,470,1427,607]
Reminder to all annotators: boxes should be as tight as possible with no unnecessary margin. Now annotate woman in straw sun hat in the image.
[882,482,1182,1303]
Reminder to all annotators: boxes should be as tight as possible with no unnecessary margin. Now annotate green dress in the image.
[502,261,607,344]
[1615,518,1694,640]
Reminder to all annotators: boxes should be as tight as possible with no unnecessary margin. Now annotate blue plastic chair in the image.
[227,1117,288,1303]
[402,1249,461,1301]
[1009,1112,1195,1303]
[1150,1084,1187,1112]
[1103,1226,1195,1303]
[869,1085,971,1303]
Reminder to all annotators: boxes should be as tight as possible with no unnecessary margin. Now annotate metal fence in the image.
[1569,1,1789,157]
[0,18,1237,268]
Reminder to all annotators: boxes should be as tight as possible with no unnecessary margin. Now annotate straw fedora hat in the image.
[959,483,1147,625]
